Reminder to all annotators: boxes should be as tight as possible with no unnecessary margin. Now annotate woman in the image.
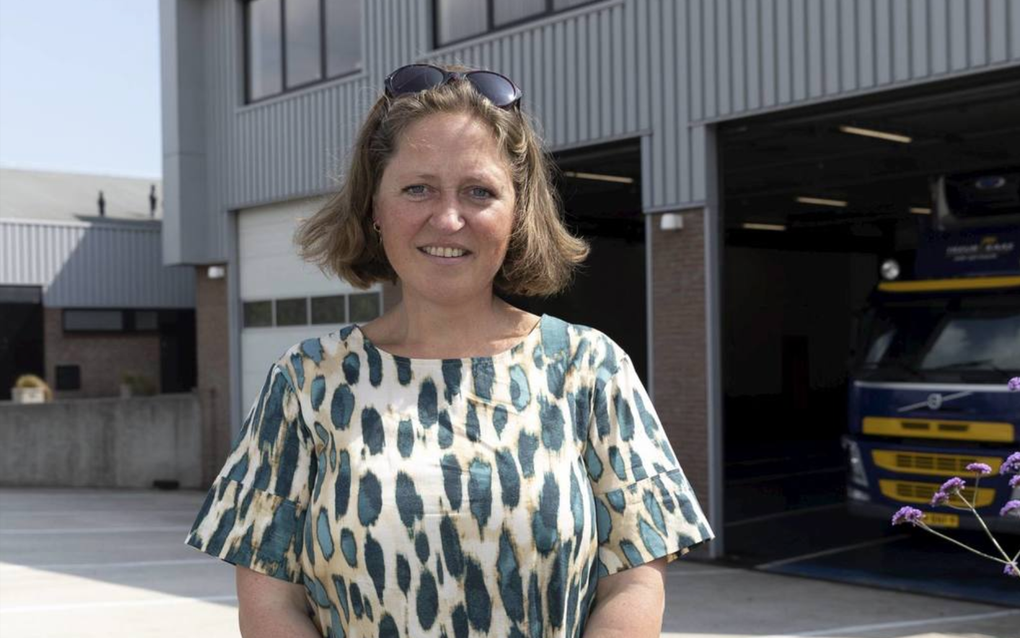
[186,63,714,638]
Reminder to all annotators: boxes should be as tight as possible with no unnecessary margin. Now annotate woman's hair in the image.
[294,66,589,297]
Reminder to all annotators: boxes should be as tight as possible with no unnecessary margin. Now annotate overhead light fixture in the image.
[742,222,787,232]
[796,196,848,208]
[562,171,634,184]
[207,265,226,279]
[838,125,912,144]
[909,207,932,215]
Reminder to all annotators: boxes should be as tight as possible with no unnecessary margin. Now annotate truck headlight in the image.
[842,436,869,488]
[847,487,871,502]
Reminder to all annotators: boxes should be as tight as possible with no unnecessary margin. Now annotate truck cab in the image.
[843,168,1020,532]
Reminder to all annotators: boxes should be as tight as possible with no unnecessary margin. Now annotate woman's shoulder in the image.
[266,327,361,392]
[538,314,628,366]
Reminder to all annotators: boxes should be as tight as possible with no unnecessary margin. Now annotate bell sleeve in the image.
[184,360,317,583]
[584,338,715,577]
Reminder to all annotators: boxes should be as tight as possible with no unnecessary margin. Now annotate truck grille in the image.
[879,479,995,507]
[872,450,1003,477]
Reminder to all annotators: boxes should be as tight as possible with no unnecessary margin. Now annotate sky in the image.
[0,0,161,178]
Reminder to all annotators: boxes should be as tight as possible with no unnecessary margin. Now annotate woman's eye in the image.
[403,185,428,196]
[469,187,494,199]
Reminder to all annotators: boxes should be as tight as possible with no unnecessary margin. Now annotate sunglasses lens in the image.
[388,65,445,95]
[467,72,519,107]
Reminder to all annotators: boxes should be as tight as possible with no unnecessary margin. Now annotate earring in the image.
[372,221,381,234]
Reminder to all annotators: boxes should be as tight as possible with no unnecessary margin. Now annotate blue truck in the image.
[843,168,1020,533]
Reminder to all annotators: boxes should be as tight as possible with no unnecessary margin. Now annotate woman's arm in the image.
[235,566,321,638]
[582,556,668,638]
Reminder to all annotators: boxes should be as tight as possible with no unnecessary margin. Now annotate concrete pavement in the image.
[0,488,1016,638]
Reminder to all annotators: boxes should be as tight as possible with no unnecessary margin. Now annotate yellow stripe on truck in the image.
[862,416,1014,442]
[878,275,1020,293]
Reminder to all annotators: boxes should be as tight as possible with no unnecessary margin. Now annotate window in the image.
[276,297,309,326]
[436,0,487,45]
[920,314,1020,372]
[247,0,283,100]
[62,309,170,333]
[244,293,379,327]
[494,0,545,27]
[0,285,42,304]
[243,301,273,327]
[311,295,346,324]
[64,310,124,332]
[349,292,380,322]
[325,0,361,77]
[285,0,322,88]
[434,0,600,47]
[134,310,160,332]
[245,0,362,102]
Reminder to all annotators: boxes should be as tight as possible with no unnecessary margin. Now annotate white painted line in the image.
[0,526,183,535]
[725,504,843,527]
[785,608,1020,636]
[0,595,238,614]
[756,534,910,569]
[0,558,210,572]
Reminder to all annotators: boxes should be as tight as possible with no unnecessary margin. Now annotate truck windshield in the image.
[858,300,1020,382]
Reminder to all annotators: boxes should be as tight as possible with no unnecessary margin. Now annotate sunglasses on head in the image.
[384,64,523,110]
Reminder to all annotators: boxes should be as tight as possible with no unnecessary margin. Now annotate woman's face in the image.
[373,111,516,307]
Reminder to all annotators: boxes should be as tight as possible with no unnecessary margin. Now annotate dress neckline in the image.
[350,313,546,366]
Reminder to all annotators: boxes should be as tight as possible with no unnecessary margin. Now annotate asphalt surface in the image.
[0,487,1017,638]
[723,442,1020,607]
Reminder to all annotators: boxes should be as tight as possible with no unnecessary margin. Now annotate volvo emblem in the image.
[898,389,972,413]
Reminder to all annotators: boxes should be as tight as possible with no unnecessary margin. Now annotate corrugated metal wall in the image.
[0,220,195,308]
[184,0,1020,262]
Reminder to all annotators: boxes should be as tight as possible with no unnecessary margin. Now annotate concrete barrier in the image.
[0,394,203,488]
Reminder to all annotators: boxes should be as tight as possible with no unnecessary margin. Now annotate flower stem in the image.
[952,491,1014,564]
[917,523,1008,564]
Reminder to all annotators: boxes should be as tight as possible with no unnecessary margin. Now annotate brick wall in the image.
[195,265,231,485]
[44,308,161,399]
[649,209,712,520]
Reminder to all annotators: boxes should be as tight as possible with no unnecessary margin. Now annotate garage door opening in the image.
[718,70,1020,605]
[506,139,648,382]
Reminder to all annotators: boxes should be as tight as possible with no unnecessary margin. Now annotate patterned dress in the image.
[185,314,714,638]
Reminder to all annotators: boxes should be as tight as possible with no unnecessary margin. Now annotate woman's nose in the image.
[429,193,466,231]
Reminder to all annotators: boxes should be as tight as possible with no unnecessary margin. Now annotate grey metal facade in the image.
[161,0,1020,266]
[0,219,195,308]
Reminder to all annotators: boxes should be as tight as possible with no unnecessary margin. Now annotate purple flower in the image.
[965,462,992,476]
[939,477,966,494]
[1009,377,1020,391]
[1011,474,1020,489]
[1005,563,1020,578]
[891,506,924,526]
[931,491,950,507]
[1001,452,1020,475]
[1001,501,1020,517]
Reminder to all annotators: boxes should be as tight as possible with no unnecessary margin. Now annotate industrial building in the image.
[160,0,1020,602]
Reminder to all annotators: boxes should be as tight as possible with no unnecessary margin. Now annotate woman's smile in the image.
[417,245,473,263]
